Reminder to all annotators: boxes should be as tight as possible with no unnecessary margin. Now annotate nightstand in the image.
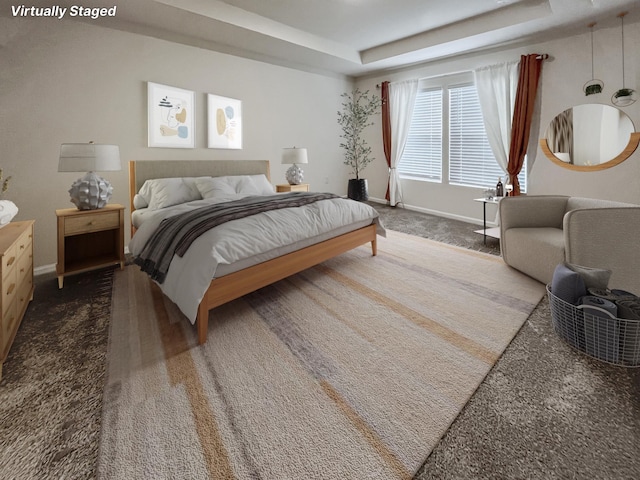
[56,204,125,288]
[276,183,310,192]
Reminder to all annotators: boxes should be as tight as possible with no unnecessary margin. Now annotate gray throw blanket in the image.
[617,300,640,320]
[135,192,339,283]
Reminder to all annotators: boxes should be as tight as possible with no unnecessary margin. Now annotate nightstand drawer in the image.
[65,211,120,235]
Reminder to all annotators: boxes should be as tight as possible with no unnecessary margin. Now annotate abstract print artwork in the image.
[148,82,195,148]
[208,94,242,149]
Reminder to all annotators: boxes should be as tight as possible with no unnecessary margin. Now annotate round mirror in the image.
[540,104,640,171]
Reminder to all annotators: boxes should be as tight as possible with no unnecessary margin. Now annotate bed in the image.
[128,160,384,345]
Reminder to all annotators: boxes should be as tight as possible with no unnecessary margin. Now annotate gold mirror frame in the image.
[540,132,640,172]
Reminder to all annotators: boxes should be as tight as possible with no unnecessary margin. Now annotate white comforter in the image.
[129,195,385,323]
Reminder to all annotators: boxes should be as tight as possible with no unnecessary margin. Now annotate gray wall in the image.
[0,18,352,270]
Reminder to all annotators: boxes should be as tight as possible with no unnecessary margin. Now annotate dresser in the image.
[0,220,34,381]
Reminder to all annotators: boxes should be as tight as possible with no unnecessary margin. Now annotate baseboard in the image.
[367,196,492,227]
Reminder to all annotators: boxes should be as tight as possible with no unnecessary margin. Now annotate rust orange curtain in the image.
[508,54,543,195]
[381,81,391,201]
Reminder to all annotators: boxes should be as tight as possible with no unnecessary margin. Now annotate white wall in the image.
[356,20,640,224]
[0,18,353,269]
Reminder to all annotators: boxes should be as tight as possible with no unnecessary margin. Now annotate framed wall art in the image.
[148,82,195,148]
[207,94,242,149]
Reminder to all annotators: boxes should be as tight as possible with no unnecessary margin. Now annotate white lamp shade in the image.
[58,143,121,172]
[282,147,308,165]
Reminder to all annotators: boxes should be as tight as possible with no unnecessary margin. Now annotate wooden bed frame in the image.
[129,160,377,345]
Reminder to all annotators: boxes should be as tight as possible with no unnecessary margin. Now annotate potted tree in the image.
[337,88,380,201]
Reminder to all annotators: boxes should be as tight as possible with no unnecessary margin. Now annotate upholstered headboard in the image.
[128,159,271,232]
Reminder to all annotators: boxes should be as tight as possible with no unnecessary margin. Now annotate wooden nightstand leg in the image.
[58,275,64,289]
[120,261,125,270]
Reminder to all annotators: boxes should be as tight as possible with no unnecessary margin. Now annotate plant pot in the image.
[612,88,637,107]
[583,80,603,96]
[347,178,369,201]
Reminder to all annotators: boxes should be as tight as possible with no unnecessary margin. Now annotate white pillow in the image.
[240,174,275,195]
[195,176,235,198]
[133,194,148,209]
[138,177,204,210]
[195,175,274,199]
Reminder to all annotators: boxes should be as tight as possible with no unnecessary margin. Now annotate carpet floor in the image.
[0,268,113,479]
[1,204,638,479]
[99,231,544,479]
[372,204,640,480]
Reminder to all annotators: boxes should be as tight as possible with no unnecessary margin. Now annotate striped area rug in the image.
[98,230,545,479]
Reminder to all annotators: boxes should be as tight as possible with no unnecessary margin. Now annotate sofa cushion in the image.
[503,227,565,284]
[552,263,587,305]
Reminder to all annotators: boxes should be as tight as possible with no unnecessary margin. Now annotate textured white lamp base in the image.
[68,171,113,210]
[285,164,304,185]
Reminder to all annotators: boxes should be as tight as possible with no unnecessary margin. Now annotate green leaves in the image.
[337,88,380,179]
[0,169,11,195]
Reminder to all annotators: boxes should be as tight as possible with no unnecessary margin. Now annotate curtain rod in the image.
[375,53,549,88]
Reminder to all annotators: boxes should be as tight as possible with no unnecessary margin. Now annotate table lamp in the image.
[282,147,308,185]
[58,142,121,210]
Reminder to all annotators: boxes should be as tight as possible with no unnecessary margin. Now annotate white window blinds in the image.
[397,88,443,181]
[449,83,526,190]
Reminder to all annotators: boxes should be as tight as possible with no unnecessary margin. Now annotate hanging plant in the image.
[584,82,602,96]
[612,12,637,107]
[614,88,634,98]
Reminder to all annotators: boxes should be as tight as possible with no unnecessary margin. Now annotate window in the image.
[397,88,442,182]
[398,76,526,192]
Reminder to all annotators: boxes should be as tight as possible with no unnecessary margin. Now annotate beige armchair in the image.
[499,195,640,293]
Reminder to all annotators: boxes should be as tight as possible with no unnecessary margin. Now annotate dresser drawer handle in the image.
[6,256,15,266]
[7,283,15,295]
[19,244,25,250]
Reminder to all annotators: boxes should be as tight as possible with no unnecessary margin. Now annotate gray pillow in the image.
[564,262,611,290]
[552,263,587,305]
